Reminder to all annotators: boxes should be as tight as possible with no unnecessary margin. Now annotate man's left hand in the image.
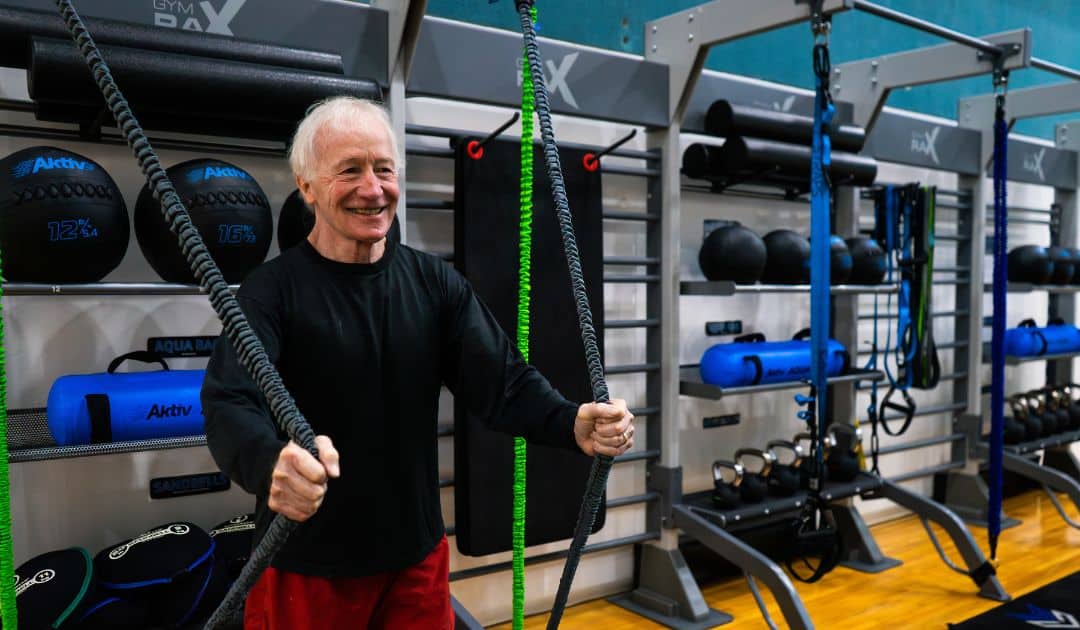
[574,398,635,457]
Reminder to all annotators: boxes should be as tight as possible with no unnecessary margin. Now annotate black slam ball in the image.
[0,146,129,282]
[1007,245,1052,285]
[1071,248,1080,285]
[829,234,853,284]
[846,236,886,285]
[698,223,767,284]
[135,158,272,284]
[1047,246,1074,285]
[762,229,811,284]
[277,189,316,252]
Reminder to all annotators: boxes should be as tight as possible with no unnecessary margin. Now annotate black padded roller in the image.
[0,5,343,73]
[29,37,379,140]
[719,136,878,187]
[705,100,866,153]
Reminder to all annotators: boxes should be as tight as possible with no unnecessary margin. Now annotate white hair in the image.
[288,96,401,182]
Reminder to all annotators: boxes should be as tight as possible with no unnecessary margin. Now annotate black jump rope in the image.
[52,0,608,626]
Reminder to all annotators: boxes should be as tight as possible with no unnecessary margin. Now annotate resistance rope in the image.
[0,253,14,629]
[988,89,1009,562]
[511,2,612,627]
[513,9,537,627]
[51,2,317,627]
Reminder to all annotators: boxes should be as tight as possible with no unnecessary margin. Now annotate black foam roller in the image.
[0,6,343,73]
[705,100,866,153]
[681,144,723,179]
[29,37,379,139]
[720,136,878,187]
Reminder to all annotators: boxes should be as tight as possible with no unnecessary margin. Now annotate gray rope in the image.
[513,3,612,628]
[51,2,316,627]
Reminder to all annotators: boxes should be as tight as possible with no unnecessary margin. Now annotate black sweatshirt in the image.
[201,237,580,576]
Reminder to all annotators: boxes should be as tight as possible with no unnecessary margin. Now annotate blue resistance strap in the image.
[988,95,1008,561]
[809,43,834,454]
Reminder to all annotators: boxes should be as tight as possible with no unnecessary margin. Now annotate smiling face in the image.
[296,119,399,262]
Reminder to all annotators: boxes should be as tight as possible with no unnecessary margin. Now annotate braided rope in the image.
[511,3,612,628]
[988,99,1009,560]
[51,2,316,627]
[0,249,15,630]
[513,9,536,626]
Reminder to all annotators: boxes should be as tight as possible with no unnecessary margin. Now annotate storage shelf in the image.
[680,281,895,296]
[681,472,882,531]
[679,367,884,400]
[3,282,239,296]
[10,436,209,464]
[992,429,1080,456]
[986,283,1080,294]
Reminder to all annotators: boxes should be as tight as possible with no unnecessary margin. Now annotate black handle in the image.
[734,332,766,343]
[792,328,811,341]
[107,350,169,374]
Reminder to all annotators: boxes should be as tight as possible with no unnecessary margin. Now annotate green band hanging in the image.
[512,7,537,629]
[0,250,14,630]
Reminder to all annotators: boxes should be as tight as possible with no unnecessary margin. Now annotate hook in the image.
[582,129,638,172]
[466,112,521,160]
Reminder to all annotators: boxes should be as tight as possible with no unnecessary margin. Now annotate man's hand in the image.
[268,435,340,522]
[573,399,635,457]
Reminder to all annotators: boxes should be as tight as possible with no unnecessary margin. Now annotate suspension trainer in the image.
[51,2,318,626]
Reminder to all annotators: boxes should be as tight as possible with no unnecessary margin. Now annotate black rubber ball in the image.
[277,189,316,252]
[134,158,272,284]
[828,234,853,284]
[1008,245,1052,285]
[762,229,810,284]
[698,223,767,284]
[846,236,886,285]
[1047,246,1074,285]
[0,146,129,282]
[1071,248,1080,285]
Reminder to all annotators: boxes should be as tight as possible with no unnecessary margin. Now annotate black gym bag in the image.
[208,513,255,582]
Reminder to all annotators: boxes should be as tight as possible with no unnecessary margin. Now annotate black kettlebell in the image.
[766,440,804,497]
[698,222,768,284]
[711,460,745,509]
[1045,387,1072,434]
[1010,394,1043,440]
[735,448,774,504]
[1027,390,1059,436]
[1003,415,1027,445]
[826,424,861,483]
[1065,384,1080,430]
[794,431,835,490]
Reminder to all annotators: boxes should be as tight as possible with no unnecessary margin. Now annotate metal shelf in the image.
[991,283,1080,294]
[679,367,884,400]
[3,282,239,296]
[995,429,1080,456]
[680,281,895,296]
[10,435,209,463]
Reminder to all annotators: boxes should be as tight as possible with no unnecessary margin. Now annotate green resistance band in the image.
[513,7,537,629]
[0,250,14,629]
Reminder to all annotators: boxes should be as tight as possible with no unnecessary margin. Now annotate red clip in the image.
[582,153,599,172]
[467,140,484,160]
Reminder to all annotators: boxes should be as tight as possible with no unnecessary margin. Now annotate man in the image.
[201,95,635,629]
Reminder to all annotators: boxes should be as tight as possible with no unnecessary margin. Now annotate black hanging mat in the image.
[949,571,1080,629]
[453,136,605,556]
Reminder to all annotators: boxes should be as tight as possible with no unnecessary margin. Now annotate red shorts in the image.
[243,535,453,630]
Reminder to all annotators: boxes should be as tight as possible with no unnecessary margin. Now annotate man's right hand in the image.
[268,435,340,522]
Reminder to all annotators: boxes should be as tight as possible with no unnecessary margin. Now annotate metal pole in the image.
[849,0,1003,56]
[1031,57,1080,82]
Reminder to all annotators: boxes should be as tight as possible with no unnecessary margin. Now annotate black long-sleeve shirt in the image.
[201,237,579,576]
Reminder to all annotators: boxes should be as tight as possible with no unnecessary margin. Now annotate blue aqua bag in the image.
[1003,318,1080,357]
[700,330,848,387]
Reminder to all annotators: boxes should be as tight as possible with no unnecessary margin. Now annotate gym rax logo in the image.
[1009,604,1080,628]
[12,156,95,179]
[1024,148,1047,182]
[109,524,190,560]
[152,0,246,36]
[516,52,580,109]
[910,126,941,165]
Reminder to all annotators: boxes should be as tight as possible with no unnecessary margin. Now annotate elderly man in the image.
[201,95,635,629]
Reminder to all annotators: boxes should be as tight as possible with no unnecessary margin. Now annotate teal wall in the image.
[425,1,1080,139]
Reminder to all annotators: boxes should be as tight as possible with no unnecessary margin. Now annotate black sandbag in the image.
[0,5,342,73]
[705,100,866,152]
[720,136,878,187]
[11,547,94,629]
[28,37,379,139]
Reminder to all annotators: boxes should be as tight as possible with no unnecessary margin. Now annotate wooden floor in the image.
[493,489,1080,629]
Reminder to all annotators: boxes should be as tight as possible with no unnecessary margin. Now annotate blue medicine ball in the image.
[0,146,129,282]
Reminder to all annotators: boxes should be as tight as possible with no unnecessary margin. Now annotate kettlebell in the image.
[735,448,775,504]
[1009,394,1042,441]
[794,431,835,490]
[826,423,861,483]
[766,439,804,497]
[1027,390,1059,436]
[711,460,744,510]
[1045,387,1072,435]
[1065,384,1080,430]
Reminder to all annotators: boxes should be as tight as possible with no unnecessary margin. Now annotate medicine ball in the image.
[1047,246,1074,285]
[761,229,810,284]
[134,158,272,284]
[0,146,129,283]
[846,236,886,284]
[1007,245,1052,285]
[277,189,316,252]
[698,223,767,284]
[827,235,853,284]
[1072,248,1080,285]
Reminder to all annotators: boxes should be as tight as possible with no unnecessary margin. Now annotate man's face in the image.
[298,121,399,246]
